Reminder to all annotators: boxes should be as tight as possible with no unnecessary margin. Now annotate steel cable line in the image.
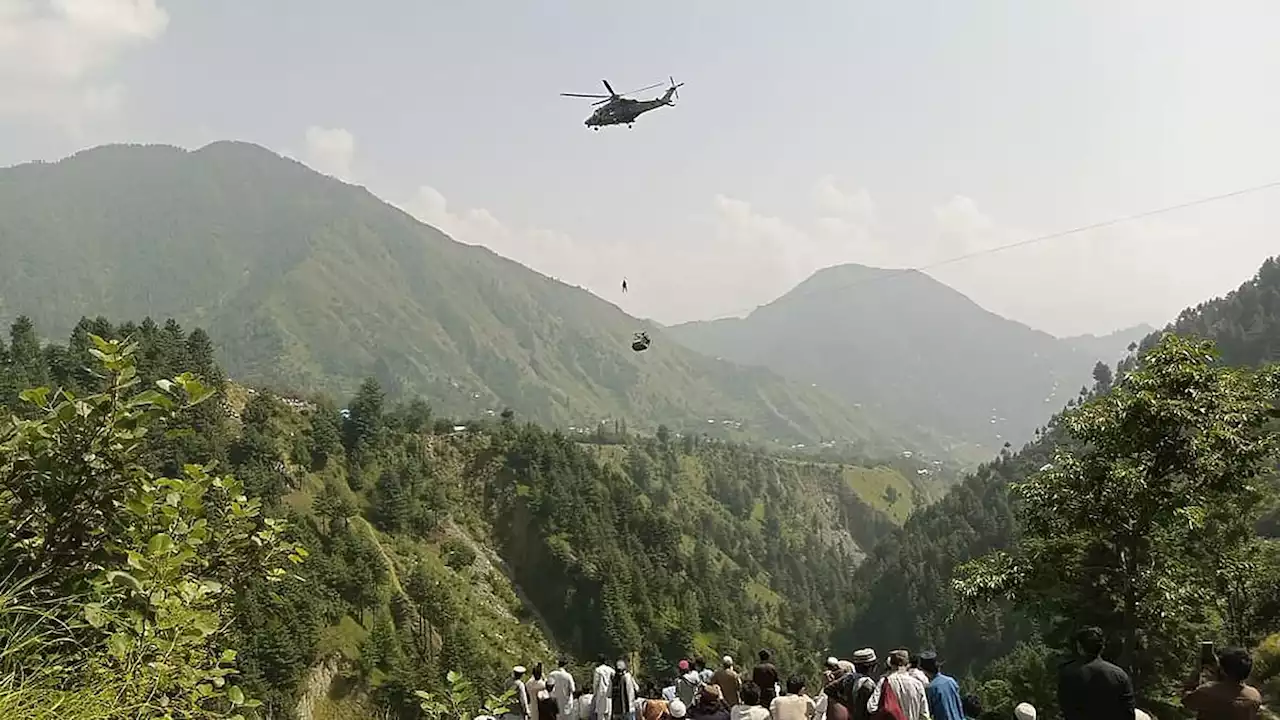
[702,178,1280,320]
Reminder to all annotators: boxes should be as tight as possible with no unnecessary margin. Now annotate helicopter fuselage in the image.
[586,97,671,128]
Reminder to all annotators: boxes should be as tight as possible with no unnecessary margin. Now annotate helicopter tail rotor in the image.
[664,76,684,105]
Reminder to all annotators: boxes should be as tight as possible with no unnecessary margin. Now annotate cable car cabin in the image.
[631,332,651,352]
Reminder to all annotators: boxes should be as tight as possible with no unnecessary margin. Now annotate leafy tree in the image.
[955,334,1280,695]
[0,334,306,717]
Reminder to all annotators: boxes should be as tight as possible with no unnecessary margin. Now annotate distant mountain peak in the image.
[669,262,1110,447]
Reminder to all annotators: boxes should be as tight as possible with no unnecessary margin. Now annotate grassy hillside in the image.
[0,142,942,458]
[667,264,1149,450]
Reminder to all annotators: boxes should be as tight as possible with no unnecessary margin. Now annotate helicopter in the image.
[561,77,684,130]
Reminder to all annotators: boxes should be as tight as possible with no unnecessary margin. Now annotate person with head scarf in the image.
[866,649,929,720]
[711,656,743,707]
[689,684,731,720]
[770,677,816,720]
[612,659,641,720]
[551,658,577,720]
[918,652,963,720]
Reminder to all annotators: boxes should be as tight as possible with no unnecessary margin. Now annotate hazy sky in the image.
[3,1,1280,336]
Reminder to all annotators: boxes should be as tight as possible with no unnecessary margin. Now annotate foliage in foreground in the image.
[0,335,305,718]
[956,334,1280,697]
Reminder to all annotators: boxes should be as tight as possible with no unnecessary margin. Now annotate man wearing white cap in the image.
[509,667,530,720]
[825,649,877,720]
[1013,702,1036,720]
[711,655,742,706]
[668,699,688,720]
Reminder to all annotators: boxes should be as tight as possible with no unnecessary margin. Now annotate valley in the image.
[1,143,1278,720]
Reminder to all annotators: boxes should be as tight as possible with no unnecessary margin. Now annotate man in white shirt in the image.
[550,657,577,720]
[593,654,617,720]
[867,650,930,720]
[509,666,531,720]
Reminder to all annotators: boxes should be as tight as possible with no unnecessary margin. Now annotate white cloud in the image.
[303,126,356,181]
[0,0,169,127]
[400,183,630,296]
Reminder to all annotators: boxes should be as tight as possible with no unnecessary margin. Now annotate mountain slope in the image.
[1062,323,1155,363]
[0,142,930,454]
[667,264,1127,448]
[835,255,1280,680]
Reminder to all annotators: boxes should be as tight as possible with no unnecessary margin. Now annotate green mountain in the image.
[0,141,933,457]
[836,257,1280,697]
[666,264,1135,448]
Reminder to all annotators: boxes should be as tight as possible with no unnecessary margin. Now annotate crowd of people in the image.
[498,628,1268,720]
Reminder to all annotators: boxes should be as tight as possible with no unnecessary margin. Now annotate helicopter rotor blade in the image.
[562,93,611,99]
[619,81,664,97]
[602,79,617,96]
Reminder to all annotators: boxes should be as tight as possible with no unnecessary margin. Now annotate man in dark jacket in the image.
[1057,627,1136,720]
[752,650,779,707]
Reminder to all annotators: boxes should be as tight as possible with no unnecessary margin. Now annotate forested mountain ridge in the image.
[836,256,1280,712]
[0,142,939,457]
[0,313,920,720]
[666,263,1149,449]
[1063,322,1156,362]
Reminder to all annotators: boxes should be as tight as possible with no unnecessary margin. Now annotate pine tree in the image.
[343,376,385,456]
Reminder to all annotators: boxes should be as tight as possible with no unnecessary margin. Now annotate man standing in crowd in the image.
[769,676,815,720]
[551,657,577,720]
[679,659,704,706]
[732,682,771,720]
[613,659,641,720]
[697,657,715,684]
[712,655,743,707]
[867,649,928,720]
[510,666,531,720]
[1056,627,1135,720]
[1182,646,1264,719]
[918,652,964,720]
[595,654,617,720]
[753,650,780,707]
